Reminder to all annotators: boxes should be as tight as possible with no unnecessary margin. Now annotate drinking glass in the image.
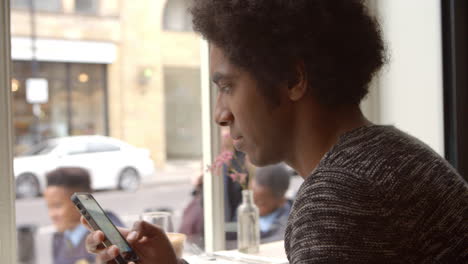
[140,211,174,232]
[140,211,186,258]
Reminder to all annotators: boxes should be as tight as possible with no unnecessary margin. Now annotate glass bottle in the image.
[237,189,260,253]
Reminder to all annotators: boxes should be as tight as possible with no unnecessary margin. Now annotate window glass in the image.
[163,0,193,31]
[75,0,98,14]
[164,67,201,159]
[20,141,58,156]
[64,141,88,155]
[87,141,120,153]
[12,61,68,155]
[11,61,107,155]
[11,0,62,12]
[12,1,206,263]
[10,0,29,9]
[69,63,107,136]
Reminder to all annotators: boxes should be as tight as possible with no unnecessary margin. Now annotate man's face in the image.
[210,45,292,166]
[252,181,284,216]
[44,186,81,232]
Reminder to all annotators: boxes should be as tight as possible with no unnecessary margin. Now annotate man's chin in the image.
[249,154,276,167]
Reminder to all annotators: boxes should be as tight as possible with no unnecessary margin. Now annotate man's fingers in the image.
[133,220,165,236]
[85,231,105,253]
[127,220,166,246]
[96,245,120,262]
[126,221,146,244]
[116,226,131,237]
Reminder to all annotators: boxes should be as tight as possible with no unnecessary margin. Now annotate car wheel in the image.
[118,167,140,192]
[16,173,41,198]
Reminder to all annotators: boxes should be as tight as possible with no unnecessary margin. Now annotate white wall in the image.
[371,0,445,155]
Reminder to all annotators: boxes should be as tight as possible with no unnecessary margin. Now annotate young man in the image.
[252,164,291,243]
[84,1,467,263]
[45,167,123,264]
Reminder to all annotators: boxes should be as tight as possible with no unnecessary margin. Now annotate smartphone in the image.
[71,192,139,264]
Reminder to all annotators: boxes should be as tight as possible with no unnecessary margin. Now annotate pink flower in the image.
[229,172,248,188]
[207,151,250,190]
[229,173,238,182]
[207,151,234,172]
[238,173,248,185]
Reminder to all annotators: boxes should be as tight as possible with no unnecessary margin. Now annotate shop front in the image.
[11,60,108,155]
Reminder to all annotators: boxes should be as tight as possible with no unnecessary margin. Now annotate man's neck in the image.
[286,104,371,178]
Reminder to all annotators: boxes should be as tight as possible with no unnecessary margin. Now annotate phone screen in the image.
[79,195,132,253]
[72,193,139,264]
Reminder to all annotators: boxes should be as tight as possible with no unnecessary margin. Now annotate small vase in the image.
[237,189,260,254]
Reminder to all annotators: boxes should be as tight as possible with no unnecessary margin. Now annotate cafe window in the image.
[1,0,465,263]
[11,61,108,155]
[163,0,193,32]
[10,0,62,12]
[75,0,98,14]
[8,1,211,263]
[164,67,202,159]
[3,0,302,262]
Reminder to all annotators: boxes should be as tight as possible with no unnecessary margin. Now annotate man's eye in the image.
[220,85,232,94]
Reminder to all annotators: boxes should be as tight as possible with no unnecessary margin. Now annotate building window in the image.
[164,67,202,159]
[11,0,62,12]
[163,0,193,32]
[75,0,98,15]
[11,61,108,155]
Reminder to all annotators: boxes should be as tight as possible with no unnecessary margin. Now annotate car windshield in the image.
[20,141,58,156]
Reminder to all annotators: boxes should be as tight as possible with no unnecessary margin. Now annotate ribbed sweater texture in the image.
[285,125,467,263]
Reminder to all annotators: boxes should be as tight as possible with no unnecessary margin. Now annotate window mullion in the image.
[0,0,17,262]
[200,38,226,252]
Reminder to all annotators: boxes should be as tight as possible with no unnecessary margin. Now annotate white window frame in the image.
[0,0,17,262]
[200,39,225,252]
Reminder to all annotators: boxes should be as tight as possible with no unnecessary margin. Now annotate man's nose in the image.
[214,101,233,127]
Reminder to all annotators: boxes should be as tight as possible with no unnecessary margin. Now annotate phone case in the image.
[71,193,137,264]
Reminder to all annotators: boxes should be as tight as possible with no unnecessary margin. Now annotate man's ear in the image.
[288,62,308,101]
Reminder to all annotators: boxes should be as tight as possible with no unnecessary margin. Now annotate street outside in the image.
[15,160,303,264]
[16,160,199,264]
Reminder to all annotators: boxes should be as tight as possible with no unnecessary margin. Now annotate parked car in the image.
[14,135,156,198]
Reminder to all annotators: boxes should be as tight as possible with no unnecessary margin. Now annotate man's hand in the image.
[81,216,179,264]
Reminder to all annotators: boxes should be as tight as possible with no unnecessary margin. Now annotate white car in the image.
[14,135,156,198]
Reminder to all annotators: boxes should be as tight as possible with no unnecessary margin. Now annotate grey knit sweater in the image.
[284,125,468,263]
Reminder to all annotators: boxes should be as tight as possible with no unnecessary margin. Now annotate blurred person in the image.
[252,164,291,243]
[179,132,252,248]
[178,174,204,247]
[45,167,123,264]
[83,1,468,263]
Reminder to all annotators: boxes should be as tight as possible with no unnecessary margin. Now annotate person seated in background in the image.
[178,174,204,247]
[44,167,123,264]
[252,164,292,243]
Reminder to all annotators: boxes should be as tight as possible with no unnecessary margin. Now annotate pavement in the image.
[150,159,202,185]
